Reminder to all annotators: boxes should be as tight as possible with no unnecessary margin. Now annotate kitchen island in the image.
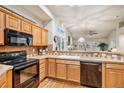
[28,54,124,88]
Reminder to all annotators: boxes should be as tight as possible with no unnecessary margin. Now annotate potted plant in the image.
[97,43,108,51]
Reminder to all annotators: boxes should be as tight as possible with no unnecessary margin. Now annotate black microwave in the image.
[4,29,33,46]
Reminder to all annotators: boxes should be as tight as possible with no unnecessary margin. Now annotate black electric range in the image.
[0,51,39,88]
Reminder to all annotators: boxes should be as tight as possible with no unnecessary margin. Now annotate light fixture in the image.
[78,37,85,42]
[69,5,74,7]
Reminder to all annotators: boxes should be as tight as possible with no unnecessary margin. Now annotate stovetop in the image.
[0,58,38,67]
[0,51,39,68]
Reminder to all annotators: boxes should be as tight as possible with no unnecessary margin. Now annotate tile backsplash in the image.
[0,46,38,55]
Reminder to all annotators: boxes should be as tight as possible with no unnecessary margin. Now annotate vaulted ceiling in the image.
[47,5,124,39]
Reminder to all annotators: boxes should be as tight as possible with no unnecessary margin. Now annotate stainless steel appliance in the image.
[80,62,102,88]
[4,28,33,46]
[0,51,39,88]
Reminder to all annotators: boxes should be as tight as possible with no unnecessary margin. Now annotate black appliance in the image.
[80,62,102,88]
[4,28,33,46]
[0,51,39,88]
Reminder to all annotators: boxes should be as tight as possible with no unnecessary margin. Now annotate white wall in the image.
[107,31,116,50]
[118,34,124,51]
[42,5,73,51]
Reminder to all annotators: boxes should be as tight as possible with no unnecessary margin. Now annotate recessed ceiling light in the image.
[69,5,74,7]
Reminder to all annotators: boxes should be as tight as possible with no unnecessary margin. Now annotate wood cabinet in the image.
[56,63,66,79]
[0,11,5,45]
[0,70,12,88]
[55,59,80,83]
[21,21,32,34]
[39,59,47,82]
[106,69,123,88]
[41,29,48,46]
[32,25,42,46]
[67,65,80,83]
[48,59,56,77]
[6,14,21,31]
[105,64,124,88]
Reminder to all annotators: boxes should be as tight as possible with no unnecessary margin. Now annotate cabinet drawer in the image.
[56,59,80,65]
[0,73,7,87]
[106,64,124,70]
[48,59,56,63]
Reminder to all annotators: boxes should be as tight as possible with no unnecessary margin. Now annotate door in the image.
[80,63,87,85]
[87,63,102,87]
[14,63,39,88]
[48,59,56,77]
[0,11,5,45]
[21,21,32,34]
[32,25,42,46]
[6,14,21,31]
[41,29,48,46]
[56,63,66,79]
[67,65,80,82]
[106,69,123,88]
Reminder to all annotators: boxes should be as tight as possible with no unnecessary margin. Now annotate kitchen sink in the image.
[58,55,80,58]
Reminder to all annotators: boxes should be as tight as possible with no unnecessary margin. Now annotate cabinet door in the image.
[21,21,31,34]
[41,29,48,46]
[6,14,21,31]
[56,63,66,79]
[48,59,56,77]
[39,59,47,81]
[32,25,42,46]
[106,69,123,88]
[0,11,5,45]
[67,65,80,83]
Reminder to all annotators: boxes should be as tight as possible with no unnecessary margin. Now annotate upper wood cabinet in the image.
[41,29,48,46]
[32,25,42,46]
[0,11,5,45]
[21,21,32,34]
[6,14,21,31]
[67,65,80,83]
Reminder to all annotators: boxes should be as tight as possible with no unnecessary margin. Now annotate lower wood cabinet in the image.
[105,64,124,88]
[67,65,80,83]
[48,59,56,78]
[0,11,5,45]
[55,59,80,83]
[106,69,123,88]
[39,59,47,82]
[56,63,66,79]
[0,69,12,88]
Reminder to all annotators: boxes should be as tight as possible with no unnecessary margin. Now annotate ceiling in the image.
[5,5,52,26]
[47,5,124,39]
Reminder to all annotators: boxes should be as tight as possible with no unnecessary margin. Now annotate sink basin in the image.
[58,55,80,58]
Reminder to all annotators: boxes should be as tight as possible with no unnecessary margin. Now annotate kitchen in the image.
[1,5,124,88]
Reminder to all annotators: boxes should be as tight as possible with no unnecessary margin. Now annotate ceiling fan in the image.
[87,30,98,36]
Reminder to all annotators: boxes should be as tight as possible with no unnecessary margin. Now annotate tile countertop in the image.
[28,55,124,64]
[0,64,13,77]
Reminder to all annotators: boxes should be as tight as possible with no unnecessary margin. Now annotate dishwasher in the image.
[80,62,102,88]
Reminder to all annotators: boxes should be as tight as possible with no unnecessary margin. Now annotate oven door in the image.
[13,62,39,88]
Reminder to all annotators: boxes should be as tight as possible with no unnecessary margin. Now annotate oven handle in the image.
[14,61,38,70]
